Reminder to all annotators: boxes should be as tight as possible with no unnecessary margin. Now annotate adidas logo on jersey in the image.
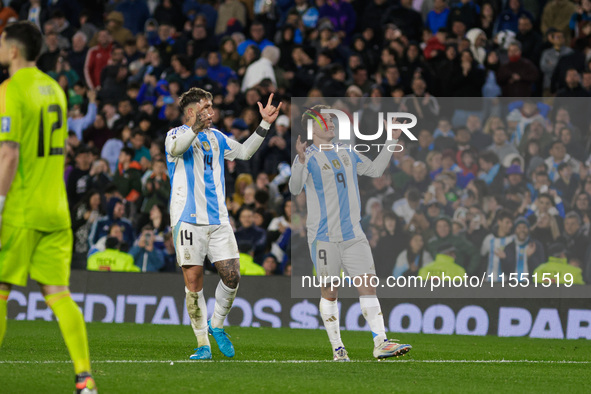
[322,164,331,171]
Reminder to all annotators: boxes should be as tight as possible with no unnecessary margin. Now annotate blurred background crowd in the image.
[1,0,590,281]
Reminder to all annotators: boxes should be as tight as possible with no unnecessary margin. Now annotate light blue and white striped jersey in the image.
[293,144,378,243]
[165,125,242,226]
[481,233,515,281]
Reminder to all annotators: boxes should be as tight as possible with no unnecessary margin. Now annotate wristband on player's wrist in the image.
[255,120,272,137]
[0,195,5,214]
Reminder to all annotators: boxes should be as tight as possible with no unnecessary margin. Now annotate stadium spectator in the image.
[84,29,113,89]
[540,29,572,94]
[87,236,139,272]
[496,0,533,34]
[262,254,279,276]
[497,41,539,97]
[238,242,266,276]
[66,146,93,210]
[141,159,170,214]
[0,1,17,34]
[129,224,165,272]
[68,31,88,80]
[562,211,588,261]
[235,207,267,263]
[556,69,591,98]
[89,198,135,249]
[426,0,450,34]
[113,2,148,37]
[241,45,279,92]
[72,190,105,268]
[392,232,433,278]
[68,89,97,141]
[427,216,480,274]
[533,242,585,284]
[237,20,274,56]
[114,147,143,203]
[487,128,519,163]
[480,210,515,280]
[516,15,542,67]
[541,0,577,43]
[498,216,545,276]
[546,140,581,182]
[419,243,466,280]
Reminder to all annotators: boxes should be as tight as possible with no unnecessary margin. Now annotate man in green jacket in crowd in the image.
[419,244,466,281]
[238,242,265,276]
[87,237,140,272]
[533,242,585,285]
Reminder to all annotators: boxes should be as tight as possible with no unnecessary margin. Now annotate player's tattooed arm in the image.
[215,258,240,289]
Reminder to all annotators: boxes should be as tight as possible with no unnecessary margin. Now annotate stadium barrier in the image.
[6,271,591,340]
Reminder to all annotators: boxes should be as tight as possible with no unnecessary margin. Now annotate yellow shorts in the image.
[0,223,72,287]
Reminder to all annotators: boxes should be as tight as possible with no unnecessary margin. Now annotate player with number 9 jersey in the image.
[289,105,412,361]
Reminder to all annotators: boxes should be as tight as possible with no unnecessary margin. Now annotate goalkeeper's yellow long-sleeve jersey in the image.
[0,67,70,231]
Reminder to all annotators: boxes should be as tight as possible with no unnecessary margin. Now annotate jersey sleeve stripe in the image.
[0,79,11,113]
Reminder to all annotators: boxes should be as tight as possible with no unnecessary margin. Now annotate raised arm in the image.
[165,127,200,157]
[224,93,282,160]
[356,138,399,178]
[356,118,404,177]
[289,135,308,195]
[165,100,208,157]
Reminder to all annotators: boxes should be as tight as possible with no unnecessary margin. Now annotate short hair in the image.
[509,41,522,51]
[565,211,582,224]
[105,236,120,250]
[72,31,88,44]
[174,53,192,71]
[301,104,330,130]
[121,147,135,158]
[131,130,144,138]
[406,188,421,202]
[479,151,499,165]
[550,140,565,150]
[178,87,212,114]
[495,209,513,223]
[4,22,43,61]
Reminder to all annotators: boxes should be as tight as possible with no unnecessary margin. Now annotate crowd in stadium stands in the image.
[2,0,591,283]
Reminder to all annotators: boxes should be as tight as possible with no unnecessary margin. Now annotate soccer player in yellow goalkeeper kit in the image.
[0,22,96,393]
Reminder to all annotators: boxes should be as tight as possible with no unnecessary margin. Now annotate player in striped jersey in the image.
[165,88,281,360]
[289,105,412,361]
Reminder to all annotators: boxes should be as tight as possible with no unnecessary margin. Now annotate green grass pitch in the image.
[1,320,590,393]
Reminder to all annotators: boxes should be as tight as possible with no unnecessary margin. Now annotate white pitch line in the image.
[0,359,590,364]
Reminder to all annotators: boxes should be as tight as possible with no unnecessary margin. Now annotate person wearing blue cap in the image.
[497,216,545,280]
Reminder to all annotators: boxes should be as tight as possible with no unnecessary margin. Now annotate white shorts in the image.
[173,222,239,267]
[309,236,376,279]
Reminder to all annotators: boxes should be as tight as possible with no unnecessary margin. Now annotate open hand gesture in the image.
[258,93,283,123]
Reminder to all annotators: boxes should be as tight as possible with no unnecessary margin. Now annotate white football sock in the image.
[185,288,209,347]
[211,281,238,329]
[360,296,387,347]
[319,298,344,350]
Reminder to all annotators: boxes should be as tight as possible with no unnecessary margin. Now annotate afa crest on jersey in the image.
[202,141,211,151]
[331,159,341,169]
